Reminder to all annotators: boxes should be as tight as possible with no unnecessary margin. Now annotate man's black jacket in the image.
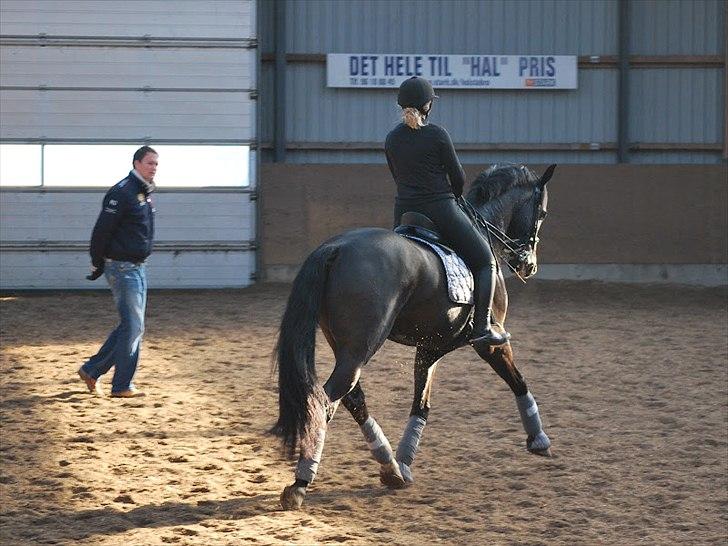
[89,171,155,268]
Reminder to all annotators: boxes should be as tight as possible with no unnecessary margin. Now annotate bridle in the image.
[458,183,544,283]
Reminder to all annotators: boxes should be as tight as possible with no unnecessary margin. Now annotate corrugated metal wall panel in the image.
[281,0,617,54]
[260,0,724,164]
[0,191,254,243]
[282,63,616,150]
[1,47,255,89]
[0,0,256,144]
[631,152,724,164]
[0,250,255,289]
[631,68,724,143]
[283,150,617,165]
[0,190,256,288]
[0,90,254,142]
[0,0,254,39]
[153,193,255,242]
[260,0,621,163]
[631,0,725,55]
[420,70,617,144]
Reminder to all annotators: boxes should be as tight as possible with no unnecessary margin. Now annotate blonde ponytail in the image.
[402,107,426,129]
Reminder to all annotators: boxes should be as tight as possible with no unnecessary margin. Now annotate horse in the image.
[272,163,556,510]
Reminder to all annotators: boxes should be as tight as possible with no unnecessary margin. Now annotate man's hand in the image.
[86,264,104,281]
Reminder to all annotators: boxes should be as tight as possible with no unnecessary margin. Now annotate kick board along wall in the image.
[0,0,258,289]
[260,163,728,286]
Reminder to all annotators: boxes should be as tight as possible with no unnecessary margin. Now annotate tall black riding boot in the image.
[470,266,511,347]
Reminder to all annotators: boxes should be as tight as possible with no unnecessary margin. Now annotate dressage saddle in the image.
[394,211,453,250]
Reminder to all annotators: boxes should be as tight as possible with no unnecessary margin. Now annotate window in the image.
[0,144,251,187]
[0,145,42,186]
[43,145,137,187]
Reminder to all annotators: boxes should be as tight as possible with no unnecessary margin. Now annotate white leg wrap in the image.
[398,461,414,483]
[528,431,552,451]
[295,427,326,484]
[360,416,395,464]
[516,392,543,436]
[516,392,552,451]
[395,415,427,466]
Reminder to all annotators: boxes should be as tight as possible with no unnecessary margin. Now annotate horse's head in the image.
[467,163,556,280]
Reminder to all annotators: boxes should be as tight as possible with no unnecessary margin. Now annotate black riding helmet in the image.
[397,76,438,110]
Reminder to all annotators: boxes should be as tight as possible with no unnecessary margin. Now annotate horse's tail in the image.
[271,242,338,457]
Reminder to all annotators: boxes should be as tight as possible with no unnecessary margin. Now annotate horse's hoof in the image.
[280,485,306,510]
[527,431,552,456]
[398,461,414,484]
[379,460,406,489]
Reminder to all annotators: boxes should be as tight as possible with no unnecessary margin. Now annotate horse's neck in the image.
[479,196,513,234]
[476,190,530,256]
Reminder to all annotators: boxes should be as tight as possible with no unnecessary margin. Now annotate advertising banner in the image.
[327,53,578,89]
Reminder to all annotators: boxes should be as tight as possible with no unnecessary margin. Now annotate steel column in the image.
[274,0,287,163]
[617,0,631,163]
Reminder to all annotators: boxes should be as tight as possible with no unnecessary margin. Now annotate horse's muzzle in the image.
[512,254,538,279]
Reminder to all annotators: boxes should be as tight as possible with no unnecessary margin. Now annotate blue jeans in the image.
[81,260,147,393]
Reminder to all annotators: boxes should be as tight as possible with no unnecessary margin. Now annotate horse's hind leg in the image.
[280,395,333,510]
[341,382,405,489]
[325,310,404,489]
[281,347,403,509]
[394,347,445,484]
[474,342,552,456]
[281,360,355,510]
[319,353,404,488]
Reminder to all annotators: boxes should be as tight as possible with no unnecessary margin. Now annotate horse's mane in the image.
[466,163,537,204]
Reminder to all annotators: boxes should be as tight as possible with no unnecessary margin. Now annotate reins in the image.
[457,196,531,283]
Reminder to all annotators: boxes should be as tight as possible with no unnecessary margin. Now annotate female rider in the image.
[385,76,510,347]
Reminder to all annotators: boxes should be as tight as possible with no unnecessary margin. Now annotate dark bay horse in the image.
[273,163,556,510]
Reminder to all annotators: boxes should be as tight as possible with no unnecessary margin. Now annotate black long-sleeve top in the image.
[384,122,466,205]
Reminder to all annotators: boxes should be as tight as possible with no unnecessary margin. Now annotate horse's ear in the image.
[539,164,557,188]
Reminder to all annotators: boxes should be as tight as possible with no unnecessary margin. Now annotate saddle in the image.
[394,212,474,305]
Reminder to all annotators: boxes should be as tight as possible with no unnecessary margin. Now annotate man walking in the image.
[78,146,158,398]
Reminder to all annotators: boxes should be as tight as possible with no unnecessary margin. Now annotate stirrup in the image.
[470,328,511,347]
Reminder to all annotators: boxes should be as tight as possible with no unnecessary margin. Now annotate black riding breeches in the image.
[394,197,495,272]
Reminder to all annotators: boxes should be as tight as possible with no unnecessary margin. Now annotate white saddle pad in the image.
[405,236,474,305]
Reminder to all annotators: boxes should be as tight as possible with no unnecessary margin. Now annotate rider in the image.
[385,76,510,347]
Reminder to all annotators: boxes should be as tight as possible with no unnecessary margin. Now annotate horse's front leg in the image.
[474,341,552,456]
[341,382,405,489]
[395,347,445,484]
